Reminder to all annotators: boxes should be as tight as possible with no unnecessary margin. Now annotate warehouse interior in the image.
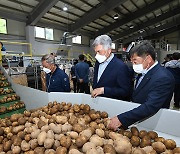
[0,0,180,153]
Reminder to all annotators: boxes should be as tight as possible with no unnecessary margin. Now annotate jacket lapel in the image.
[133,64,161,95]
[93,61,99,88]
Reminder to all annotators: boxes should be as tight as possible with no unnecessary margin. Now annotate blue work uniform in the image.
[46,67,70,92]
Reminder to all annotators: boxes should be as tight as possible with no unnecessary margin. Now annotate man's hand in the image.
[79,79,83,83]
[91,87,104,98]
[108,116,122,131]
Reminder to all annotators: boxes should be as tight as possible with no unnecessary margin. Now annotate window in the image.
[45,28,53,40]
[35,26,45,38]
[112,43,116,49]
[35,26,54,40]
[72,35,81,44]
[0,18,7,34]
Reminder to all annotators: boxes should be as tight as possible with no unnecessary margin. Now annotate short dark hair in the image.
[79,54,84,61]
[130,40,156,61]
[0,42,3,46]
[172,52,180,60]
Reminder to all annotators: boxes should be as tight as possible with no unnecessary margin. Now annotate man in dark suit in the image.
[75,54,90,94]
[91,35,132,101]
[108,40,175,130]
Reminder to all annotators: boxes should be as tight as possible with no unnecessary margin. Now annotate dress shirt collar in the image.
[142,61,158,75]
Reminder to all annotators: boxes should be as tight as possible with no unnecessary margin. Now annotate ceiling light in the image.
[129,25,134,29]
[63,6,68,11]
[113,14,119,19]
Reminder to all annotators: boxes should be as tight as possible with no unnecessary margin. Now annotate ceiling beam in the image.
[123,17,180,44]
[26,0,59,25]
[112,7,180,41]
[37,21,93,37]
[0,10,27,22]
[147,25,180,39]
[69,0,127,32]
[95,0,173,36]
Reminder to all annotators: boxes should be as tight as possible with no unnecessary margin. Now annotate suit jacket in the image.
[117,64,175,128]
[93,56,131,100]
[75,62,89,83]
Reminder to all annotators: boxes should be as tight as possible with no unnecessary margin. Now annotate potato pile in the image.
[0,81,11,87]
[0,101,179,154]
[0,101,25,114]
[0,76,7,81]
[0,88,14,95]
[0,94,20,104]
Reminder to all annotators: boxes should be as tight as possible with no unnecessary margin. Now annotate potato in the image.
[83,104,90,113]
[13,137,22,146]
[132,147,146,154]
[46,130,54,139]
[12,145,21,154]
[173,147,180,153]
[56,146,67,154]
[80,129,92,139]
[25,134,31,142]
[114,137,132,154]
[34,147,45,154]
[95,129,105,138]
[18,117,26,125]
[60,136,71,148]
[109,131,123,140]
[21,140,30,152]
[3,140,12,152]
[154,137,165,143]
[0,128,4,135]
[76,135,88,148]
[67,131,78,139]
[69,115,78,125]
[103,144,116,154]
[37,120,46,129]
[100,111,108,118]
[17,131,25,140]
[44,138,54,149]
[73,124,84,133]
[12,125,25,134]
[69,149,83,154]
[130,136,140,147]
[82,142,96,153]
[52,140,60,150]
[139,130,147,139]
[89,122,98,129]
[37,131,47,145]
[152,141,166,153]
[130,127,139,136]
[164,139,176,150]
[140,136,151,148]
[161,150,173,154]
[55,116,68,124]
[90,135,104,147]
[31,129,41,139]
[123,130,132,139]
[61,123,72,132]
[44,149,55,154]
[29,139,38,149]
[148,131,158,140]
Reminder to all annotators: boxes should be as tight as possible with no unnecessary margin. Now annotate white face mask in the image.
[43,67,51,74]
[133,64,144,74]
[95,53,107,63]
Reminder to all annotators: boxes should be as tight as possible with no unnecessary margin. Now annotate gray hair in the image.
[41,54,55,64]
[92,35,112,50]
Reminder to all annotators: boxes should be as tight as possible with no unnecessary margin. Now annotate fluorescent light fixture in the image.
[63,6,68,11]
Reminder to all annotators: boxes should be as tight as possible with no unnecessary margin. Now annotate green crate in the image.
[0,107,25,119]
